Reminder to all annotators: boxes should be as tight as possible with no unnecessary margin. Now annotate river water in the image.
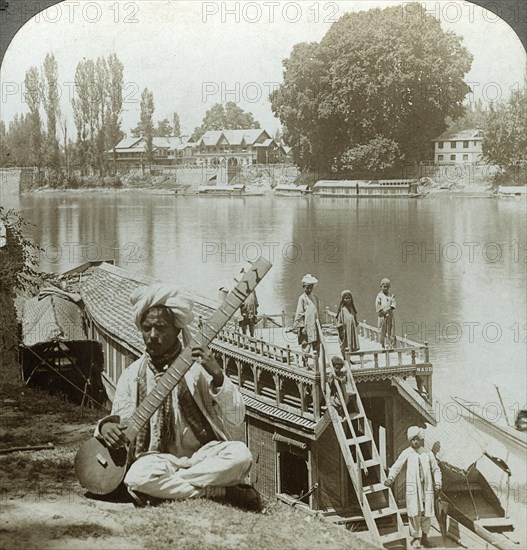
[7,191,526,412]
[3,189,526,540]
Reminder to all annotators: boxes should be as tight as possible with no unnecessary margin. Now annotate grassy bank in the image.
[0,374,378,550]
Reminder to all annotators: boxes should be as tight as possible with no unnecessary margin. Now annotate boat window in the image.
[450,154,456,161]
[438,141,443,149]
[450,141,456,148]
[278,445,309,504]
[463,141,469,148]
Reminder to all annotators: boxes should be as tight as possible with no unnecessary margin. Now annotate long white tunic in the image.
[388,446,442,517]
[294,293,320,343]
[96,358,246,458]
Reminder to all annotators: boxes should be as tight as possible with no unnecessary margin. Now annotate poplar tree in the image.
[24,67,43,178]
[42,53,61,179]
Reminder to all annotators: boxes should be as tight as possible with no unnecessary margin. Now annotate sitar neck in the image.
[124,257,271,440]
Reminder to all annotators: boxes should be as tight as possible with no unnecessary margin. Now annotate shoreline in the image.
[20,187,524,200]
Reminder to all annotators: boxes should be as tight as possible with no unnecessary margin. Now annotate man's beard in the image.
[147,337,182,370]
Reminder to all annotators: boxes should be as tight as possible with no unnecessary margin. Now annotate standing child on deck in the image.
[293,274,321,357]
[375,278,396,349]
[336,289,360,357]
[384,427,442,549]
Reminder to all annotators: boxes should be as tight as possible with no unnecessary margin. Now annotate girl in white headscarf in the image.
[336,289,359,356]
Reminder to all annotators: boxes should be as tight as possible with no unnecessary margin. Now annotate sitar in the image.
[74,257,272,495]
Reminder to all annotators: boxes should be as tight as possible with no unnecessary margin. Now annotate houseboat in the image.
[71,261,515,549]
[496,185,527,199]
[197,184,264,196]
[313,180,422,198]
[273,184,310,196]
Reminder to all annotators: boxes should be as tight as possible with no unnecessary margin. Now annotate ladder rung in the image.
[363,482,388,495]
[347,412,363,420]
[380,531,407,544]
[362,458,380,469]
[371,506,397,519]
[346,435,370,446]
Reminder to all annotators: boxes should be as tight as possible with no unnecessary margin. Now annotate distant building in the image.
[194,129,285,166]
[432,128,483,164]
[108,135,196,166]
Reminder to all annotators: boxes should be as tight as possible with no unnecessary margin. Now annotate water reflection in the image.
[11,191,527,408]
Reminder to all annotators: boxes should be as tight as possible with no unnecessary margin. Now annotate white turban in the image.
[302,274,318,285]
[130,284,194,330]
[407,426,424,441]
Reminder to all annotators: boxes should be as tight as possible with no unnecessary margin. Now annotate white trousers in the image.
[125,440,252,500]
[408,514,432,538]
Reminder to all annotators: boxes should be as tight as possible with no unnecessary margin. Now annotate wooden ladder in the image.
[317,322,407,549]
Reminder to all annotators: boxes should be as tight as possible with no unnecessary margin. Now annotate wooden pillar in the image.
[274,375,282,407]
[235,358,242,387]
[299,383,306,415]
[313,374,321,421]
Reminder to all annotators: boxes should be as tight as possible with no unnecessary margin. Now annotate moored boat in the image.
[313,179,423,198]
[273,184,310,196]
[451,395,527,451]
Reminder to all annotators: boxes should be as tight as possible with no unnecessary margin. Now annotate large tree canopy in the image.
[270,3,473,173]
[482,85,527,170]
[191,102,260,141]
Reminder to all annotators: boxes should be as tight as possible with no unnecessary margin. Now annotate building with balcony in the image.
[108,135,196,166]
[194,129,285,166]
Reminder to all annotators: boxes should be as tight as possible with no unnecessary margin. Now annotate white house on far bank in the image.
[432,128,483,164]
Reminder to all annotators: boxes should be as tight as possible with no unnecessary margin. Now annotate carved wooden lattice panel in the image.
[247,418,276,498]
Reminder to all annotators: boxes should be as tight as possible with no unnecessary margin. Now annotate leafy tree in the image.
[191,102,260,140]
[172,112,181,137]
[42,53,61,178]
[5,114,32,166]
[153,118,173,137]
[106,54,124,173]
[72,54,125,177]
[139,88,155,168]
[444,99,489,134]
[270,3,473,174]
[482,85,527,169]
[72,59,99,175]
[341,136,401,173]
[24,66,43,177]
[0,120,9,165]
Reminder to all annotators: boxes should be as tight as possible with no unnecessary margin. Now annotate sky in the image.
[0,0,525,138]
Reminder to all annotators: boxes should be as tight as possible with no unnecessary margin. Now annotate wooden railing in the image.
[212,308,433,421]
[216,327,314,370]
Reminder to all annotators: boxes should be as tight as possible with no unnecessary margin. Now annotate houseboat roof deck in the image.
[77,262,435,432]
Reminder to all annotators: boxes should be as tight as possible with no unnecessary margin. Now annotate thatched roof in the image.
[22,287,87,347]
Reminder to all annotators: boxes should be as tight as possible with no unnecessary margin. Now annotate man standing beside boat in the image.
[376,278,396,349]
[385,426,442,548]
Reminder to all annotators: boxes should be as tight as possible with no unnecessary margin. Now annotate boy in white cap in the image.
[385,426,442,548]
[293,274,321,360]
[375,277,396,348]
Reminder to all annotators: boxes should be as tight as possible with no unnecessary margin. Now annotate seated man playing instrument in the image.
[96,284,259,508]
